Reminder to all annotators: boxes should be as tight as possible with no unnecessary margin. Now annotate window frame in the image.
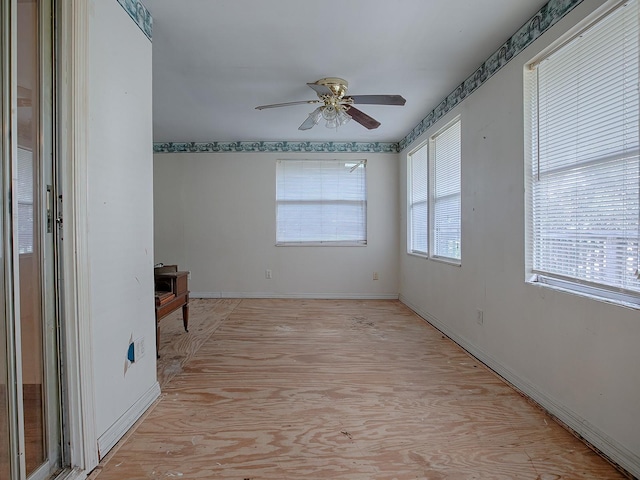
[524,0,640,307]
[275,158,368,247]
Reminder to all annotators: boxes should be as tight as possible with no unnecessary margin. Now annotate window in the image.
[431,119,461,262]
[276,159,367,245]
[526,0,640,304]
[408,144,428,255]
[406,119,462,262]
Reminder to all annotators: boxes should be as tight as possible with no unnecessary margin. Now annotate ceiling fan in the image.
[255,77,406,131]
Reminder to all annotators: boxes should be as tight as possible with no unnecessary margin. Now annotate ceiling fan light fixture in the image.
[337,108,351,126]
[318,104,351,129]
[322,105,337,121]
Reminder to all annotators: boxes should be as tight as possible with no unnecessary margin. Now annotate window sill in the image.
[406,251,461,266]
[526,276,640,311]
[276,242,367,247]
[430,255,461,267]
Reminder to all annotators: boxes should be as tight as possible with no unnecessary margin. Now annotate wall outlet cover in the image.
[134,337,146,360]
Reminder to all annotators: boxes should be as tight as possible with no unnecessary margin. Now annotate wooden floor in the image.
[90,299,627,479]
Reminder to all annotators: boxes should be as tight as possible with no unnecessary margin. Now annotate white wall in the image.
[154,152,399,298]
[88,0,158,456]
[398,0,640,475]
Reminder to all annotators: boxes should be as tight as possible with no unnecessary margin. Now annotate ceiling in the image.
[145,0,548,144]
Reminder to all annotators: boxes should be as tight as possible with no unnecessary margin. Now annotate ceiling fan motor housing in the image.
[315,77,349,99]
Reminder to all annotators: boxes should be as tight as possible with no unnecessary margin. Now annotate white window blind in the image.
[431,119,461,261]
[17,147,34,254]
[276,159,367,245]
[528,0,640,300]
[409,145,428,255]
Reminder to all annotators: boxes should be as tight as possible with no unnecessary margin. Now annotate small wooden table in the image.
[154,266,189,357]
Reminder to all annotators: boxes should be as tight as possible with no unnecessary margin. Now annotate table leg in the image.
[182,302,189,332]
[156,316,160,359]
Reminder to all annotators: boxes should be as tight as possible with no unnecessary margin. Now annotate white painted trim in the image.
[53,467,87,480]
[192,292,400,300]
[57,0,98,473]
[3,2,25,478]
[28,460,56,480]
[96,382,161,459]
[399,294,640,478]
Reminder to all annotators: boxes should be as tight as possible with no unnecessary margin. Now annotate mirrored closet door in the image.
[2,0,63,478]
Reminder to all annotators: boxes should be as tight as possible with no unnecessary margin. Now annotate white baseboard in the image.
[191,292,399,300]
[399,294,640,478]
[96,382,161,459]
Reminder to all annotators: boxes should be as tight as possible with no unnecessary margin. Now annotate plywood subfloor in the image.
[90,299,626,479]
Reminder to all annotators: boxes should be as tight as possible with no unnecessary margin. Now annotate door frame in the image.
[1,1,25,478]
[1,1,98,478]
[55,0,98,477]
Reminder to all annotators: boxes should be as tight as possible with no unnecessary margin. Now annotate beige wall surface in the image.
[398,0,640,475]
[88,0,156,445]
[154,152,399,299]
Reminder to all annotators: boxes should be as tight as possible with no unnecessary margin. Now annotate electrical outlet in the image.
[265,269,272,279]
[373,272,379,281]
[134,337,146,360]
[476,309,484,325]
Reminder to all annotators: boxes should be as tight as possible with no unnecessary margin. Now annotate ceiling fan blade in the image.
[255,100,320,110]
[306,82,333,96]
[298,107,322,130]
[346,94,406,106]
[347,106,381,130]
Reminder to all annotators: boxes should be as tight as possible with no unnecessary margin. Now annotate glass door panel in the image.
[0,251,9,480]
[17,0,47,475]
[1,0,61,477]
[1,0,14,476]
[17,1,60,478]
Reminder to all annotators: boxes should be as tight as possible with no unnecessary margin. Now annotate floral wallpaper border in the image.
[153,141,400,154]
[116,0,152,41]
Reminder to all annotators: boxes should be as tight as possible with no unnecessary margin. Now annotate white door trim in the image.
[3,2,26,478]
[57,0,98,473]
